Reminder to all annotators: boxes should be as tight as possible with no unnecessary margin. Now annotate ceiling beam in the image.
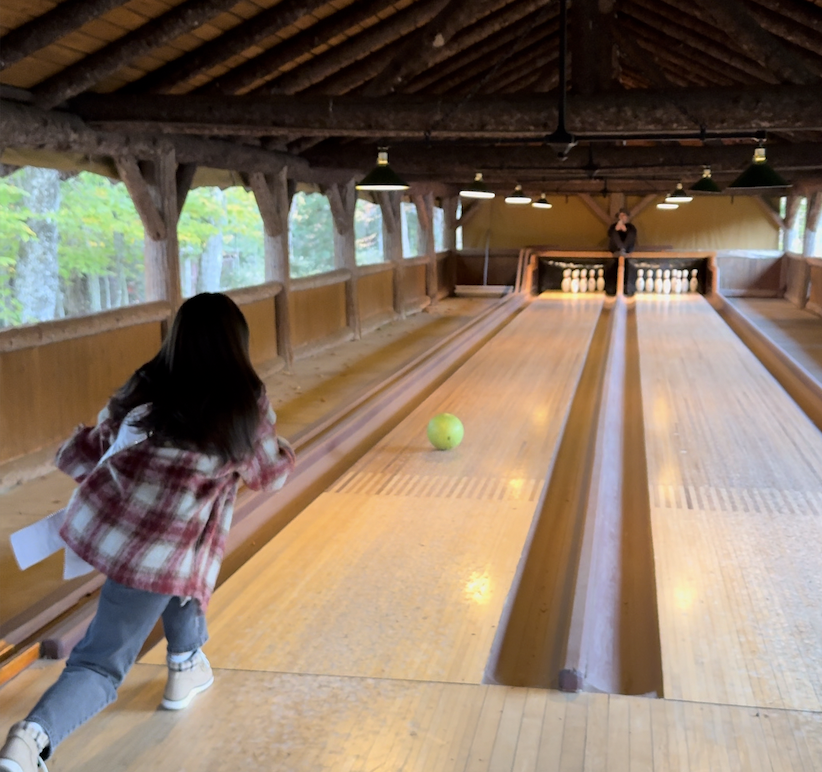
[32,0,242,109]
[748,0,822,38]
[254,0,451,95]
[125,0,331,95]
[199,0,398,95]
[691,0,818,84]
[301,142,822,178]
[69,85,822,138]
[0,0,131,71]
[0,99,322,179]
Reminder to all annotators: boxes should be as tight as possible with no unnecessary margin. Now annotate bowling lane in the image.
[144,296,605,684]
[636,294,822,711]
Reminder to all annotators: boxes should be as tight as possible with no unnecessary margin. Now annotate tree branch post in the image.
[413,192,438,303]
[378,191,405,318]
[250,168,295,368]
[325,180,361,338]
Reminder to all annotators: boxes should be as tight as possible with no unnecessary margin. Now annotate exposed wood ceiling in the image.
[1,0,821,193]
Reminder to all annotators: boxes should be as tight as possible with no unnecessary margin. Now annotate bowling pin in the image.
[672,270,681,294]
[663,269,671,295]
[655,269,662,293]
[579,268,588,293]
[587,271,596,292]
[690,269,699,292]
[571,268,580,293]
[596,268,605,292]
[636,268,645,293]
[561,268,572,292]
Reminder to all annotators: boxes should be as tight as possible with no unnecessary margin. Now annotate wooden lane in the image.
[2,661,821,771]
[636,294,822,712]
[143,296,605,684]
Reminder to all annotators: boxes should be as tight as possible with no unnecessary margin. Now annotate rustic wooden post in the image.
[378,191,405,318]
[250,167,294,369]
[325,179,361,338]
[116,146,189,314]
[413,191,437,304]
[442,195,459,251]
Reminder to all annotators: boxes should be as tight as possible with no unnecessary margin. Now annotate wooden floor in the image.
[0,298,496,630]
[4,293,822,770]
[728,297,822,385]
[637,295,822,712]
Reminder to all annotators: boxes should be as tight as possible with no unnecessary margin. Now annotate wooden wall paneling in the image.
[357,269,395,330]
[288,282,347,349]
[784,254,810,309]
[402,261,428,312]
[0,321,162,463]
[237,297,278,371]
[805,258,822,318]
[716,254,783,297]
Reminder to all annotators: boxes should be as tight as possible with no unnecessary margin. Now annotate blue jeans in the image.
[26,578,208,758]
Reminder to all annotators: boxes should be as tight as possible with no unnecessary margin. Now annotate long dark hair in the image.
[110,293,263,463]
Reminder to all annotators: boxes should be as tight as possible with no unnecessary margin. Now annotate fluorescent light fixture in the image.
[460,172,495,199]
[355,148,409,191]
[504,184,532,204]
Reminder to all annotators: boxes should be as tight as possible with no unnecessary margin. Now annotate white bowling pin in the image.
[587,272,596,292]
[561,268,572,292]
[690,269,698,292]
[579,268,588,293]
[662,269,671,295]
[655,269,662,293]
[571,268,580,293]
[596,268,605,292]
[672,270,681,294]
[636,268,645,293]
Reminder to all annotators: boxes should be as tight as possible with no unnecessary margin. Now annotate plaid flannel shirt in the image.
[57,392,295,609]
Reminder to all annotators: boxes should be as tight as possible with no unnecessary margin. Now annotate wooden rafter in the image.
[33,0,242,109]
[749,0,822,38]
[571,0,617,95]
[623,0,779,84]
[406,0,554,93]
[114,156,167,241]
[361,0,508,96]
[747,3,822,57]
[200,0,398,95]
[125,0,331,95]
[255,0,450,96]
[69,85,822,137]
[692,0,818,84]
[578,194,613,227]
[0,0,131,71]
[423,19,560,95]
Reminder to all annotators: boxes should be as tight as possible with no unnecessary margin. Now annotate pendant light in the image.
[665,182,693,204]
[656,201,679,210]
[689,166,722,194]
[532,194,552,209]
[728,146,790,191]
[460,172,495,199]
[505,185,531,204]
[355,148,409,191]
[544,0,576,160]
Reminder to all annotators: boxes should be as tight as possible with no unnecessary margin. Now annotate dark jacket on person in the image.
[608,222,637,254]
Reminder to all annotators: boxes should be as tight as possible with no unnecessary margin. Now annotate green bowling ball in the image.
[427,413,464,450]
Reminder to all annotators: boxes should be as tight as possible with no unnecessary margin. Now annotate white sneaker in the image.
[161,650,214,710]
[0,724,48,772]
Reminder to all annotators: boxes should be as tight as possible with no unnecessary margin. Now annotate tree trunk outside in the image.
[16,166,61,324]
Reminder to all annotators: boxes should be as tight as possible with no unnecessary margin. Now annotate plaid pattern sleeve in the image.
[55,404,119,484]
[237,395,296,492]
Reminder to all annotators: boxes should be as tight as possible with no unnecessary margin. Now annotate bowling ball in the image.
[427,413,464,450]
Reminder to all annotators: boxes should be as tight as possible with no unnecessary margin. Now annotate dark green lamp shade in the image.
[356,150,409,191]
[728,148,790,191]
[690,167,722,194]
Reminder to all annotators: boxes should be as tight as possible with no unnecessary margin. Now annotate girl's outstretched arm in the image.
[55,404,118,483]
[238,395,296,491]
